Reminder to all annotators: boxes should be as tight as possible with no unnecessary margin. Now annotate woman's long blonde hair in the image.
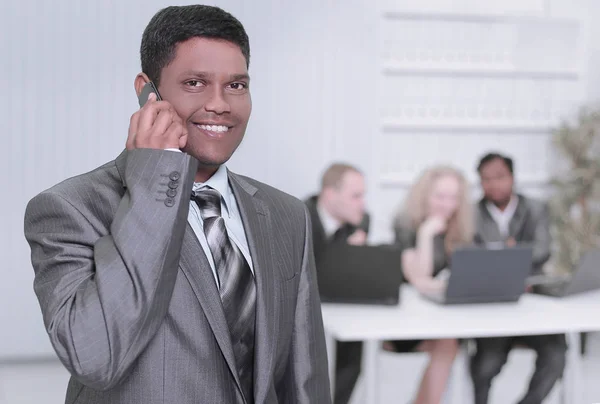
[395,165,474,253]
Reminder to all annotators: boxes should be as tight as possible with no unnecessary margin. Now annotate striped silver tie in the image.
[192,188,256,404]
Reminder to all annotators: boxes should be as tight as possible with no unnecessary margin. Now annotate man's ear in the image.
[321,187,333,201]
[134,72,152,97]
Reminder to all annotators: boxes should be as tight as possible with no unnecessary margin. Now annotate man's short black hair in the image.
[140,5,250,86]
[477,152,514,174]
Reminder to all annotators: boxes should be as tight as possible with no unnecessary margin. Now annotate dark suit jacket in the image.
[23,149,331,404]
[474,194,551,274]
[304,195,370,264]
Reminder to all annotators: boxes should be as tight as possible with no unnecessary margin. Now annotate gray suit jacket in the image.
[23,149,331,404]
[474,194,551,274]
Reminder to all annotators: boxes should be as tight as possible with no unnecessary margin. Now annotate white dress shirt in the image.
[316,202,341,239]
[163,149,253,285]
[486,194,519,238]
[189,165,254,287]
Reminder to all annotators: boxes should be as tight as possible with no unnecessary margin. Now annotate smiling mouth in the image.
[194,124,231,133]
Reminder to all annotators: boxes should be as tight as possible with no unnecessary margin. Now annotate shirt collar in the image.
[192,164,233,216]
[486,194,519,220]
[316,200,342,238]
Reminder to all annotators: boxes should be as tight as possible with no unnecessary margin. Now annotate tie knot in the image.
[192,188,222,219]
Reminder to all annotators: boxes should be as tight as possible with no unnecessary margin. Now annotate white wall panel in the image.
[379,132,552,184]
[370,1,587,243]
[380,0,546,16]
[380,76,580,129]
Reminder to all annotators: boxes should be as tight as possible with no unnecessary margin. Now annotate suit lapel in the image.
[115,151,248,396]
[228,173,279,404]
[477,199,503,241]
[178,223,244,399]
[508,195,528,237]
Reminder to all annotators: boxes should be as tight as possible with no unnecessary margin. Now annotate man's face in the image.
[479,158,514,205]
[156,37,252,167]
[328,171,366,226]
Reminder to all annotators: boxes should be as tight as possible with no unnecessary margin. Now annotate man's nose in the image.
[204,88,231,115]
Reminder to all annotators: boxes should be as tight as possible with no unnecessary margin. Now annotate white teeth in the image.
[197,124,229,132]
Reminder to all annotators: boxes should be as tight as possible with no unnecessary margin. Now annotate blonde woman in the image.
[385,165,474,404]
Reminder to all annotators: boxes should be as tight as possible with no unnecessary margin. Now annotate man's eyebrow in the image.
[178,71,250,81]
[179,70,212,78]
[230,73,250,81]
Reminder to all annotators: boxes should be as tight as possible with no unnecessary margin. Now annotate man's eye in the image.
[186,80,203,87]
[229,82,247,90]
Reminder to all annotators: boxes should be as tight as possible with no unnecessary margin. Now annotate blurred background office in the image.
[3,0,600,403]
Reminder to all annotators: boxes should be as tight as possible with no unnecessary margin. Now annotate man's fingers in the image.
[147,109,174,139]
[143,91,157,106]
[163,120,186,146]
[178,130,188,149]
[127,96,185,150]
[137,97,172,134]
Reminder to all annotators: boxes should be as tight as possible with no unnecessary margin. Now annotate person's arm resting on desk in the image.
[347,213,370,246]
[24,149,197,390]
[396,221,445,293]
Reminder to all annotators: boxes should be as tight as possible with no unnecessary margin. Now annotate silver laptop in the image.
[422,246,533,305]
[528,250,600,297]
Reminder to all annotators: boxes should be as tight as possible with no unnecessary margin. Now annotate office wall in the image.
[371,0,589,242]
[3,0,381,360]
[1,0,595,402]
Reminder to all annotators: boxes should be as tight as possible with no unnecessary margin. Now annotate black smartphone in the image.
[138,81,162,107]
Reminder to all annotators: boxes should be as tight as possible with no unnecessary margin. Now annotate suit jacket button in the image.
[166,188,177,198]
[165,198,175,207]
[168,180,179,189]
[169,171,181,181]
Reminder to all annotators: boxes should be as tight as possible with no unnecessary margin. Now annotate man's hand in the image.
[347,229,367,246]
[126,92,188,150]
[506,237,517,247]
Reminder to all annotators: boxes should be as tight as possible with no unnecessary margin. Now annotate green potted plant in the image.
[548,107,600,276]
[548,107,600,355]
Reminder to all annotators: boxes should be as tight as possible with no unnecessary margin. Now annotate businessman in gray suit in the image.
[469,153,565,404]
[23,5,330,404]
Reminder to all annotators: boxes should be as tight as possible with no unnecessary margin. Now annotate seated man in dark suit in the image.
[470,152,566,404]
[305,163,369,404]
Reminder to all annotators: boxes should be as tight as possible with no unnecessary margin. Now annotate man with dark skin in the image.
[24,5,330,404]
[470,153,566,404]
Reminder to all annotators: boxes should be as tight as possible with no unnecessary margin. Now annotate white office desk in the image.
[321,286,600,404]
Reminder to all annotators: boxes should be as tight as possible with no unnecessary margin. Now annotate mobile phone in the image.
[138,81,162,107]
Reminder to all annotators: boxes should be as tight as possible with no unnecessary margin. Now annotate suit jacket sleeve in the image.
[531,201,551,271]
[23,149,197,391]
[288,205,332,403]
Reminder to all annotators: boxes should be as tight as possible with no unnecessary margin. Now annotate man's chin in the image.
[191,156,230,182]
[197,159,226,167]
[183,147,232,167]
[493,196,511,206]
